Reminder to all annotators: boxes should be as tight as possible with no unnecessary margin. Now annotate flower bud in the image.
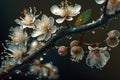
[70,40,80,48]
[31,40,41,49]
[70,46,84,62]
[33,59,41,66]
[106,37,119,47]
[58,46,68,56]
[71,46,83,55]
[107,30,120,38]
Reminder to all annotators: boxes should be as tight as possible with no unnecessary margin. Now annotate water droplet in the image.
[92,20,95,23]
[100,8,103,12]
[43,53,46,55]
[53,34,56,36]
[40,57,43,61]
[17,60,22,64]
[108,48,111,51]
[92,31,95,34]
[25,73,28,76]
[9,76,12,79]
[1,57,4,60]
[79,19,82,21]
[15,70,21,74]
[66,35,72,40]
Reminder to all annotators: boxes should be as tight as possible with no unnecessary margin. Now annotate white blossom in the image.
[106,37,119,47]
[32,14,57,41]
[50,0,81,23]
[70,46,84,62]
[4,42,27,60]
[107,30,120,38]
[15,7,39,29]
[9,26,28,44]
[30,62,58,79]
[86,46,110,69]
[107,0,120,15]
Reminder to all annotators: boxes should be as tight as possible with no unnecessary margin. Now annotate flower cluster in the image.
[1,7,58,76]
[29,59,59,79]
[57,40,84,63]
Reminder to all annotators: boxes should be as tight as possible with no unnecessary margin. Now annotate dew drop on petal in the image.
[43,53,47,55]
[92,31,96,34]
[9,76,12,79]
[66,35,72,40]
[108,48,111,51]
[40,57,44,61]
[15,70,21,74]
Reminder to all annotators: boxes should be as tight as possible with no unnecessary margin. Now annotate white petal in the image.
[23,25,35,29]
[88,46,93,51]
[50,5,64,16]
[66,17,73,21]
[86,53,96,68]
[101,51,110,61]
[49,17,54,26]
[34,19,42,28]
[31,30,42,37]
[95,0,106,4]
[44,33,52,41]
[74,4,81,13]
[94,53,107,68]
[68,4,81,16]
[50,26,57,33]
[37,34,46,41]
[56,18,65,24]
[41,14,49,24]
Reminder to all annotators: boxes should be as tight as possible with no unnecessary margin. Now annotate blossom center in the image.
[24,15,33,23]
[92,49,100,55]
[40,26,51,33]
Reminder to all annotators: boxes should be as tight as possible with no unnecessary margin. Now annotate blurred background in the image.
[0,0,120,80]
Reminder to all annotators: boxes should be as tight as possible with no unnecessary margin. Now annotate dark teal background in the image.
[0,0,120,80]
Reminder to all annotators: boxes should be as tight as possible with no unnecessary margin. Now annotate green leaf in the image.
[75,9,92,26]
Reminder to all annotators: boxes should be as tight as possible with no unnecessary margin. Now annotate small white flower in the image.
[70,46,84,62]
[107,0,120,15]
[95,0,106,4]
[9,26,28,44]
[32,14,57,41]
[107,30,120,38]
[27,40,44,55]
[15,7,40,29]
[5,42,27,60]
[86,46,110,69]
[44,63,59,79]
[30,65,42,74]
[50,0,81,23]
[106,37,119,47]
